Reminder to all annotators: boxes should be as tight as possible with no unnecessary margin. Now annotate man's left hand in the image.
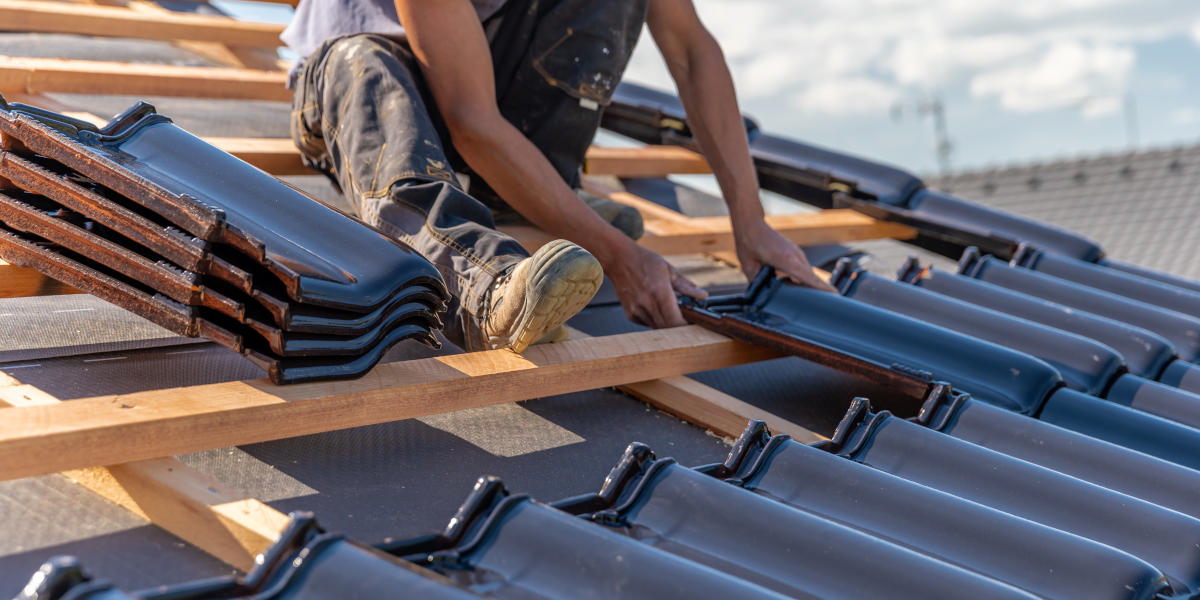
[734,220,836,292]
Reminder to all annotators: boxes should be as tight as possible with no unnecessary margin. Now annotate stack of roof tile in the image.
[0,96,448,384]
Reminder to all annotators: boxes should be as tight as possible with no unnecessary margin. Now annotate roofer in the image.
[282,0,832,353]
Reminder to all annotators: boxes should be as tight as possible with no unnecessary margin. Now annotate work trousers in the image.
[290,0,648,350]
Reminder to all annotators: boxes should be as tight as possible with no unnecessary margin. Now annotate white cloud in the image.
[968,42,1134,113]
[1080,96,1123,118]
[790,78,902,117]
[1170,107,1200,125]
[624,0,1198,120]
[888,34,1039,88]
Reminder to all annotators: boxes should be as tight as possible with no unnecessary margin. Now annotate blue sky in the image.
[222,0,1200,176]
[625,0,1200,175]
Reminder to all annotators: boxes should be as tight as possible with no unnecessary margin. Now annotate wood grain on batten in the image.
[584,145,711,178]
[122,0,287,72]
[0,326,778,482]
[621,376,826,444]
[207,137,311,175]
[639,210,917,255]
[579,177,916,256]
[0,259,80,297]
[0,0,286,47]
[0,56,290,101]
[0,379,288,571]
[565,327,821,443]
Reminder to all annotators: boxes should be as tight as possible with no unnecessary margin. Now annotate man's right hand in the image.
[605,242,707,329]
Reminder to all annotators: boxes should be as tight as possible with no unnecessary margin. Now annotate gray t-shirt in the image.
[281,0,508,61]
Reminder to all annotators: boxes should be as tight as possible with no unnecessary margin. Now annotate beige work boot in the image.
[482,239,603,353]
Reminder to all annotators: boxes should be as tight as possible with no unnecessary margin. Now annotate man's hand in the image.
[648,0,834,294]
[606,242,706,328]
[735,220,836,292]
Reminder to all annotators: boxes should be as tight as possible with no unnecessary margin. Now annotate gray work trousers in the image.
[291,34,527,351]
[289,0,647,350]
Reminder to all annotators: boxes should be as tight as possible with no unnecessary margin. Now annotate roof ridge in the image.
[932,138,1200,181]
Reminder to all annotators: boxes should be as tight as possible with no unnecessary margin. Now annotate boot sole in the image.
[492,240,602,353]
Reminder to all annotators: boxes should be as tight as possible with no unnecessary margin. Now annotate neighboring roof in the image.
[929,145,1200,280]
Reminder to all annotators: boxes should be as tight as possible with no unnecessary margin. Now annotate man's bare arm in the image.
[395,0,705,328]
[647,0,833,291]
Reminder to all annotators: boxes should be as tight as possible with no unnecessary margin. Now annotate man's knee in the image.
[324,34,406,74]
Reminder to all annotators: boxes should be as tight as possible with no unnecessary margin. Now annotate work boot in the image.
[482,239,603,353]
[578,189,644,240]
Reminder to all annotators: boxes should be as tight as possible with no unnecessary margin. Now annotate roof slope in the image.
[930,145,1200,279]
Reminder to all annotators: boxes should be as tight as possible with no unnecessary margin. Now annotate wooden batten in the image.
[0,327,778,482]
[0,259,80,297]
[580,177,917,255]
[0,0,285,47]
[0,56,290,101]
[207,137,312,175]
[122,0,287,72]
[0,378,287,571]
[585,145,711,177]
[640,210,918,255]
[565,328,823,442]
[621,376,825,443]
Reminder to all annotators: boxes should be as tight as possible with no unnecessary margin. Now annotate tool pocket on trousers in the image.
[530,0,647,107]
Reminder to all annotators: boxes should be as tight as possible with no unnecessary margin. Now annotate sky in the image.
[223,0,1200,176]
[623,0,1200,175]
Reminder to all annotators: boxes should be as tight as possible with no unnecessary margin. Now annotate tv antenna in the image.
[892,95,954,175]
